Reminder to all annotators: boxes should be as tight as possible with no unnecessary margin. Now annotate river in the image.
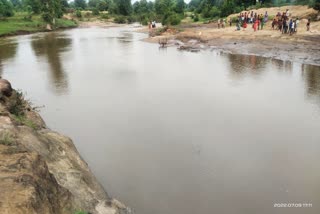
[1,26,320,214]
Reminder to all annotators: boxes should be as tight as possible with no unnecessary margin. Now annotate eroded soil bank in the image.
[0,79,131,214]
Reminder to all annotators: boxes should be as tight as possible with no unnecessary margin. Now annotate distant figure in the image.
[229,19,232,27]
[295,18,299,32]
[152,21,156,28]
[259,14,264,30]
[306,18,310,31]
[264,11,268,23]
[286,9,290,17]
[253,18,259,31]
[243,20,247,30]
[289,19,293,35]
[222,19,226,28]
[235,18,240,30]
[272,18,276,30]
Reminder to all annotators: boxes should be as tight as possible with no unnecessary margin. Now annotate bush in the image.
[162,12,182,26]
[193,14,199,22]
[75,10,82,18]
[74,211,88,214]
[169,14,181,25]
[0,132,14,146]
[127,15,137,23]
[92,8,99,16]
[8,91,26,116]
[114,15,127,24]
[100,13,109,19]
[140,17,148,25]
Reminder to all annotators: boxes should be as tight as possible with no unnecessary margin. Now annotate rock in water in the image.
[0,79,12,97]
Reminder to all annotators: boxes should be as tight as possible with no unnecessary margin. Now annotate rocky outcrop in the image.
[0,79,131,214]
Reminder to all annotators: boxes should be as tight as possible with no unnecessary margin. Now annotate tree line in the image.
[1,0,320,25]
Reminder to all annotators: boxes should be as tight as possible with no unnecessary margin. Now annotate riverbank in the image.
[0,79,130,214]
[0,13,77,38]
[144,5,320,65]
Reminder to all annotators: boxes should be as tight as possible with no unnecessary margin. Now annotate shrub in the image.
[100,13,109,19]
[12,115,38,130]
[169,14,181,25]
[75,10,82,18]
[140,17,148,25]
[92,8,99,16]
[114,15,127,24]
[127,15,137,23]
[162,13,182,26]
[8,91,26,116]
[74,211,88,214]
[0,132,14,146]
[193,14,199,22]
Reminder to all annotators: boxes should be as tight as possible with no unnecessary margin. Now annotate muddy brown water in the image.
[1,26,320,214]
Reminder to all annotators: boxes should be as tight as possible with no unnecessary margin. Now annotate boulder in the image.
[0,79,13,97]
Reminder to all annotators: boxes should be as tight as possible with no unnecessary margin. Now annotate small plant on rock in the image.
[0,131,15,146]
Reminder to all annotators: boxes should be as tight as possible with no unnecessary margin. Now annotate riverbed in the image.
[1,26,320,214]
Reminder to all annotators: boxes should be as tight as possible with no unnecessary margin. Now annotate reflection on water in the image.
[0,40,18,75]
[0,27,320,214]
[226,54,268,78]
[31,33,72,94]
[302,64,320,103]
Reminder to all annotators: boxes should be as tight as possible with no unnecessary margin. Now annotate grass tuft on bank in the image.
[0,12,77,37]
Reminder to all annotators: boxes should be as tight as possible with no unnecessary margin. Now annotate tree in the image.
[115,0,132,15]
[23,0,41,14]
[61,0,69,10]
[175,0,185,13]
[88,0,99,8]
[0,0,14,17]
[10,0,22,9]
[40,0,63,24]
[314,0,320,12]
[74,0,86,9]
[97,0,108,11]
[155,0,174,15]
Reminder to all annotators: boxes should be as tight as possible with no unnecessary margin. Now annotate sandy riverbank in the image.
[144,5,320,65]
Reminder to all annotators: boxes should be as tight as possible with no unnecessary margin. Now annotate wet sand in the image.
[144,21,320,66]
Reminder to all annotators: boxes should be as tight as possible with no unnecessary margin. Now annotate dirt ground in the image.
[144,6,320,65]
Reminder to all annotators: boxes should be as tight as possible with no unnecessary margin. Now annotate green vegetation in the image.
[0,12,77,36]
[0,131,15,146]
[7,91,38,130]
[313,0,320,11]
[74,211,88,214]
[12,114,38,130]
[0,0,14,18]
[188,0,318,22]
[0,0,318,35]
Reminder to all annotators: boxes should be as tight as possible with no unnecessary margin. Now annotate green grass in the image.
[12,114,38,130]
[74,211,88,214]
[0,132,15,146]
[0,12,77,37]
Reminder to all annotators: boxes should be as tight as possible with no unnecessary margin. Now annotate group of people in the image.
[235,11,269,31]
[271,9,300,35]
[231,8,311,35]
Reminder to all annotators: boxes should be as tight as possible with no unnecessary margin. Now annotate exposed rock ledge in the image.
[0,79,131,214]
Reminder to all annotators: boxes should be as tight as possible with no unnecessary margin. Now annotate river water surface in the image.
[1,26,320,214]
